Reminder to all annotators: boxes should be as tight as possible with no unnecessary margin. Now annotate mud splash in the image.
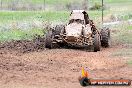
[0,35,45,53]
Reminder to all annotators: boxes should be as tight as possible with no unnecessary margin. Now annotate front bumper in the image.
[63,36,93,46]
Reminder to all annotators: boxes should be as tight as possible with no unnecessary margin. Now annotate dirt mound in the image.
[0,36,45,53]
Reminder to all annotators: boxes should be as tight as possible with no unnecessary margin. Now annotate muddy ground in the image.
[0,40,131,88]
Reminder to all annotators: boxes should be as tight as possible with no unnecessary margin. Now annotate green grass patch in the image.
[110,25,132,63]
[0,11,69,24]
[106,0,132,3]
[112,25,132,44]
[127,25,132,30]
[118,32,132,44]
[0,29,44,42]
[118,13,132,20]
[127,60,132,65]
[0,10,109,24]
[111,49,132,57]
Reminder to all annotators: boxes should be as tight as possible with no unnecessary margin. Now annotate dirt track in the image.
[0,41,131,88]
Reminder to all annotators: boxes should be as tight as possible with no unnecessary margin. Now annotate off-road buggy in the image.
[45,10,110,52]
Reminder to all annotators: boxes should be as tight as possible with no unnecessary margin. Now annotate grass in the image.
[0,28,44,42]
[0,10,108,41]
[118,32,132,44]
[125,56,132,65]
[127,60,132,65]
[0,10,109,24]
[111,49,132,57]
[0,11,69,24]
[106,0,132,3]
[110,22,132,47]
[110,24,132,65]
[112,25,132,44]
[117,13,132,20]
[127,25,132,30]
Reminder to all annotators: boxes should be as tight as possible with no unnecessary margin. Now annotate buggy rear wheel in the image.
[101,27,110,47]
[93,33,101,52]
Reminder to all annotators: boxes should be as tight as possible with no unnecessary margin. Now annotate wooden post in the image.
[83,0,88,10]
[102,0,104,27]
[43,0,45,11]
[0,0,2,10]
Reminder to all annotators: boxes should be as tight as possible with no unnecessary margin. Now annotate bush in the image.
[90,3,104,10]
